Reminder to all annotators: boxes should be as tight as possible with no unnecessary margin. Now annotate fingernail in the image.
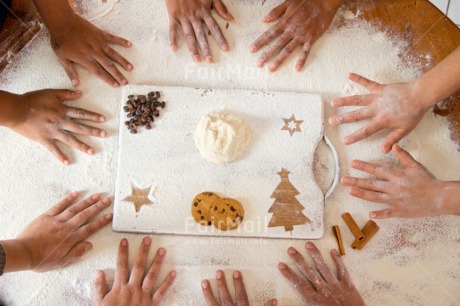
[103,197,111,204]
[222,44,229,52]
[100,131,107,137]
[74,90,81,94]
[226,12,234,20]
[87,148,95,155]
[92,194,100,200]
[105,213,113,219]
[201,280,208,289]
[171,45,177,52]
[278,263,287,270]
[127,41,132,47]
[121,79,128,85]
[84,243,93,251]
[272,300,278,306]
[343,137,351,145]
[250,44,257,53]
[329,117,339,125]
[263,16,270,22]
[128,64,134,70]
[98,270,104,277]
[306,242,314,249]
[370,212,377,218]
[121,239,128,246]
[72,79,78,87]
[233,270,241,279]
[99,116,106,123]
[71,191,79,197]
[268,63,276,72]
[216,270,223,279]
[331,249,339,256]
[64,159,71,166]
[206,56,213,64]
[144,236,151,245]
[193,55,201,62]
[158,248,166,256]
[171,271,177,278]
[287,247,296,255]
[295,65,301,72]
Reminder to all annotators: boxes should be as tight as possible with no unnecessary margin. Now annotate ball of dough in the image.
[194,110,251,164]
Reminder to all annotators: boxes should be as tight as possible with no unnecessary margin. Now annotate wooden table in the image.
[1,0,459,148]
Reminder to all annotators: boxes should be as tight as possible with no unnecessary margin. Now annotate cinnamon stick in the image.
[351,220,380,250]
[342,213,364,241]
[332,225,345,255]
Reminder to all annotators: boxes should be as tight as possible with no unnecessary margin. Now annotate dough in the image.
[194,110,251,164]
[191,192,221,226]
[210,198,245,231]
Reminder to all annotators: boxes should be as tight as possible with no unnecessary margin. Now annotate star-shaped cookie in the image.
[282,114,304,136]
[123,186,153,213]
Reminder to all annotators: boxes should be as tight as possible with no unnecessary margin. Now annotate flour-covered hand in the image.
[8,89,107,165]
[166,0,233,63]
[272,242,364,306]
[250,0,343,72]
[50,14,133,88]
[342,144,460,218]
[15,192,113,272]
[94,237,176,306]
[201,270,250,306]
[329,73,433,153]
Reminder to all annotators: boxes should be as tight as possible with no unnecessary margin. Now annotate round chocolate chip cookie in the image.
[210,198,245,231]
[191,192,221,226]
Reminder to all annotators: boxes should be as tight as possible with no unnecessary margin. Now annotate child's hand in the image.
[250,0,342,72]
[9,89,107,165]
[15,192,112,272]
[166,0,233,63]
[50,15,133,88]
[342,144,460,218]
[201,270,249,305]
[94,237,176,306]
[329,73,432,153]
[272,242,365,306]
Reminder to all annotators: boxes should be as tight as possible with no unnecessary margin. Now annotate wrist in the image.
[435,181,460,215]
[32,0,78,36]
[0,239,32,273]
[409,78,439,111]
[0,91,23,128]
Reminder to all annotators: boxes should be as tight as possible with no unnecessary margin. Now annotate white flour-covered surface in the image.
[0,1,459,305]
[114,86,325,239]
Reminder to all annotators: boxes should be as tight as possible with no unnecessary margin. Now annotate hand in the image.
[250,0,342,72]
[94,237,176,306]
[342,144,460,218]
[272,242,364,306]
[9,89,107,165]
[50,14,133,88]
[166,0,233,63]
[329,73,432,154]
[201,270,250,306]
[15,192,113,272]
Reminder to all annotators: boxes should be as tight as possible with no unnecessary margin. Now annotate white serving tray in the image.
[113,85,337,239]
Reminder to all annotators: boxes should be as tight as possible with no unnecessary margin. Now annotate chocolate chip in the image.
[197,210,202,214]
[230,206,236,212]
[193,202,198,207]
[200,216,204,220]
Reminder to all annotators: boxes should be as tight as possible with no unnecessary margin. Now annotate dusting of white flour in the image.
[0,1,459,305]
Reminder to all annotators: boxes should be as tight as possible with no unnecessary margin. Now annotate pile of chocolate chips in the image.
[123,92,166,134]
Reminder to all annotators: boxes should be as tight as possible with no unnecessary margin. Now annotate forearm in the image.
[437,181,460,216]
[0,240,32,274]
[415,47,460,108]
[0,91,21,128]
[32,0,76,34]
